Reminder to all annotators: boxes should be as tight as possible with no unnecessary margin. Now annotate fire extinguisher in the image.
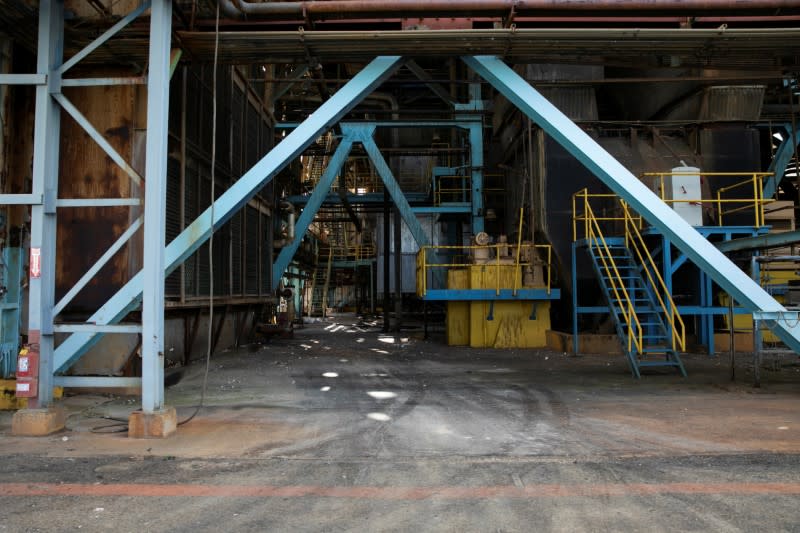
[15,340,39,398]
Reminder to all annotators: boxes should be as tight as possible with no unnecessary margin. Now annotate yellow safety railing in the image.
[573,189,642,354]
[434,174,470,205]
[620,201,686,352]
[416,243,552,298]
[331,244,376,261]
[572,190,643,241]
[572,188,685,354]
[641,172,773,227]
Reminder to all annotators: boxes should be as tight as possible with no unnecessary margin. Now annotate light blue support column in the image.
[1,248,23,378]
[354,125,430,247]
[463,55,800,352]
[455,84,484,234]
[140,0,171,414]
[28,0,63,407]
[54,56,404,373]
[272,137,354,288]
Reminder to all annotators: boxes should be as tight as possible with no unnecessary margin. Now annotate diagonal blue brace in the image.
[763,126,800,199]
[53,56,404,373]
[353,124,431,247]
[463,55,800,353]
[272,137,354,288]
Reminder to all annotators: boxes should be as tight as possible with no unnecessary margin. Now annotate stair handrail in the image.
[580,192,643,355]
[620,200,686,352]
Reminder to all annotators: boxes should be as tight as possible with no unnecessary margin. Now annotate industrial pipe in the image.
[280,201,296,240]
[221,0,800,20]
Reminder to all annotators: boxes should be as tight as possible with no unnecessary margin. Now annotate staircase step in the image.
[642,346,671,353]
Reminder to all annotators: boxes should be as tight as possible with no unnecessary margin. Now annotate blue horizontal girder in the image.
[423,289,560,301]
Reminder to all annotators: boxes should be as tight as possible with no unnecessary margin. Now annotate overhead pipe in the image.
[281,201,296,240]
[220,0,800,20]
[274,201,296,248]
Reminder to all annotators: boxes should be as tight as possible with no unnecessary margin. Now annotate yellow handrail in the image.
[582,196,643,354]
[642,171,773,227]
[621,201,686,352]
[572,187,686,354]
[416,243,552,297]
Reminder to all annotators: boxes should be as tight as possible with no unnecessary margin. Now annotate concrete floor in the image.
[1,314,800,532]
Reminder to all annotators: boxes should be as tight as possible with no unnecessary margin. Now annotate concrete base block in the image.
[128,407,177,439]
[11,406,66,436]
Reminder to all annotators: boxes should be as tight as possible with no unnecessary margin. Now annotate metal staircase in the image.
[307,246,333,317]
[576,190,687,378]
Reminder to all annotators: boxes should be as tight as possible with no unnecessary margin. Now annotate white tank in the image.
[666,165,703,226]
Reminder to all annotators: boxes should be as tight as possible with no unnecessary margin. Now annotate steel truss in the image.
[5,17,800,413]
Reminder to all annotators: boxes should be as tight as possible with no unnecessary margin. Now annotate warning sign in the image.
[30,247,41,279]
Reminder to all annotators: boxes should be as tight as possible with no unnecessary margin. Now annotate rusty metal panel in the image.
[538,88,598,121]
[700,85,765,122]
[57,80,135,312]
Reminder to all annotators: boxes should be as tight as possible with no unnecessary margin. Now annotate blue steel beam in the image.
[56,1,151,75]
[455,84,485,234]
[141,0,172,413]
[464,55,800,353]
[28,0,63,407]
[272,137,354,288]
[53,56,403,373]
[53,93,143,185]
[716,229,800,253]
[354,124,431,248]
[764,126,800,199]
[0,74,46,85]
[423,289,560,301]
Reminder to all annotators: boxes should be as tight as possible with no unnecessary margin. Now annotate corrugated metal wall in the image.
[161,64,274,303]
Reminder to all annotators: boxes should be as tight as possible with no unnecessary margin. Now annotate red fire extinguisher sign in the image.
[30,247,41,279]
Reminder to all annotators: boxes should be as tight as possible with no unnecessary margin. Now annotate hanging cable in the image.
[179,2,219,426]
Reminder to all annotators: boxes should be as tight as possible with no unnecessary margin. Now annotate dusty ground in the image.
[1,314,799,531]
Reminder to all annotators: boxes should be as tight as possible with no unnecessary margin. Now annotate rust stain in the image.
[56,72,136,311]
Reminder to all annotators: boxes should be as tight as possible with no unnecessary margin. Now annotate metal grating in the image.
[165,156,181,297]
[245,205,259,295]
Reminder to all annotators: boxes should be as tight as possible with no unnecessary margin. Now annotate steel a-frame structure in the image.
[7,2,800,422]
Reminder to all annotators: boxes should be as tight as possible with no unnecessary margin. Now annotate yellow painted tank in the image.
[446,270,470,346]
[468,264,550,348]
[445,264,550,348]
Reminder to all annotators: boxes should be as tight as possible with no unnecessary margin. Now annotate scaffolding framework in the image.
[3,2,800,415]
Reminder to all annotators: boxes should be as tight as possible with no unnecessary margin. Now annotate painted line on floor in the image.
[2,482,800,500]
